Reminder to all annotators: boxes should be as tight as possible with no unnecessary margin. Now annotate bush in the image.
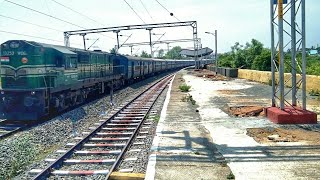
[153,115,160,122]
[179,84,191,92]
[309,89,320,96]
[227,172,235,179]
[181,94,196,105]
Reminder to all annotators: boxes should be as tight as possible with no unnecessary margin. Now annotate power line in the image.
[4,0,115,41]
[123,0,146,24]
[154,0,181,22]
[50,0,106,27]
[0,30,63,42]
[48,0,115,40]
[0,14,61,32]
[139,0,155,22]
[4,0,86,29]
[138,0,168,40]
[122,0,169,53]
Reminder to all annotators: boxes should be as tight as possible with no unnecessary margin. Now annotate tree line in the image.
[218,39,320,75]
[140,46,184,59]
[110,46,185,59]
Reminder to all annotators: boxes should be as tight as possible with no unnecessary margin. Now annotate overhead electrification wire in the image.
[139,0,155,22]
[0,30,63,42]
[154,0,181,22]
[137,0,166,41]
[4,0,86,29]
[48,0,115,40]
[123,0,146,24]
[0,14,61,32]
[4,0,115,41]
[50,0,106,27]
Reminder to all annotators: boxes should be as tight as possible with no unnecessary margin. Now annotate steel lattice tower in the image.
[270,0,306,110]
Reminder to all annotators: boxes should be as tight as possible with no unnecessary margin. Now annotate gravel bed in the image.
[49,175,107,180]
[58,164,112,171]
[279,124,320,132]
[117,88,168,173]
[71,154,118,160]
[1,72,172,180]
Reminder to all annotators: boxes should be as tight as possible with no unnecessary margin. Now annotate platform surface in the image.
[146,69,320,180]
[145,72,231,180]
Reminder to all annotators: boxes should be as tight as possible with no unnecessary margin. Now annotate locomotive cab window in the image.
[55,55,64,67]
[65,56,77,69]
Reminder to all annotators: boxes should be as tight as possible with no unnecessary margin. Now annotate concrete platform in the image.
[266,106,318,124]
[145,73,232,180]
[146,69,320,180]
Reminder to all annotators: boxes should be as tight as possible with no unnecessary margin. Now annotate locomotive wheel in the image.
[71,95,77,106]
[58,95,66,111]
[77,94,84,104]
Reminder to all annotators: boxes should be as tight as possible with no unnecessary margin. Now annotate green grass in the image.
[153,115,160,122]
[309,89,320,96]
[181,94,196,105]
[179,84,191,92]
[0,135,40,179]
[227,172,235,179]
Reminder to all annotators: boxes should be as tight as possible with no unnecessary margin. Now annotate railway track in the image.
[30,74,174,179]
[0,120,29,140]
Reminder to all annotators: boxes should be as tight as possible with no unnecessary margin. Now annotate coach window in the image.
[79,53,89,63]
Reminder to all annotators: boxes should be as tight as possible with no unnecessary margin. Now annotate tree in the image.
[140,50,151,58]
[109,48,116,54]
[218,53,234,68]
[218,39,267,69]
[165,46,182,59]
[215,38,320,75]
[158,49,164,58]
[247,39,263,68]
[251,48,271,71]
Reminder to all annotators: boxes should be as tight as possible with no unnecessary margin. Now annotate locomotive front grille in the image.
[4,77,28,88]
[5,69,15,76]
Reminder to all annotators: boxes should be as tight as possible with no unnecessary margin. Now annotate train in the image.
[0,40,210,121]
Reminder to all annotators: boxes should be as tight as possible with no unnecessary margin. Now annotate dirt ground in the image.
[191,68,320,147]
[247,127,320,145]
[191,69,230,81]
[228,106,265,117]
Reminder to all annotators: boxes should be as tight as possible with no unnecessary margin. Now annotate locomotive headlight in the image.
[0,91,4,95]
[31,91,36,95]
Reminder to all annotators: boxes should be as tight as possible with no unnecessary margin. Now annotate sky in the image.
[0,0,319,56]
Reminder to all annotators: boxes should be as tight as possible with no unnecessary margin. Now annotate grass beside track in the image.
[0,135,40,179]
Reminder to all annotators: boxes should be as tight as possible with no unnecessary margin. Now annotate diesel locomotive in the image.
[0,40,202,120]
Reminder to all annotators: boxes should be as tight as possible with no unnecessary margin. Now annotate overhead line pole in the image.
[301,0,306,109]
[147,28,153,57]
[121,38,200,47]
[63,21,198,62]
[278,0,285,110]
[270,0,308,112]
[215,30,218,66]
[270,0,276,107]
[64,21,197,37]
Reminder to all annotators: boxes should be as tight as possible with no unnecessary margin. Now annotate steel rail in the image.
[0,127,23,140]
[33,73,174,179]
[0,120,29,140]
[106,75,173,179]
